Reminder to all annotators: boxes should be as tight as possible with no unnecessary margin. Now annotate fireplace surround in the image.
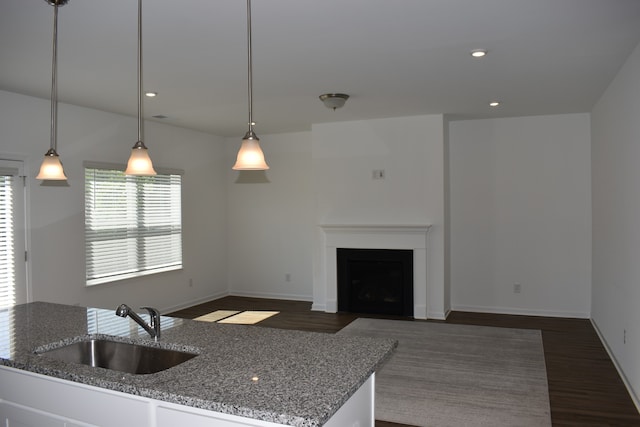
[317,224,431,319]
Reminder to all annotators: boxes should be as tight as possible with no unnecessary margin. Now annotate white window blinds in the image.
[84,165,183,286]
[0,169,17,308]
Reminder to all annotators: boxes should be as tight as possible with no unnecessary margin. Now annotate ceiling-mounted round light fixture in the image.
[319,93,349,110]
[470,49,487,58]
[489,101,501,107]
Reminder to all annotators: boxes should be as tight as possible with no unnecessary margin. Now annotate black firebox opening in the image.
[337,248,413,317]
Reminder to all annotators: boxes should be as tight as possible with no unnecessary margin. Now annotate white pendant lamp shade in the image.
[233,131,269,170]
[125,141,156,175]
[36,149,67,180]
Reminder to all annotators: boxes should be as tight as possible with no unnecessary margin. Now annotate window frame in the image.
[84,162,184,286]
[0,159,26,309]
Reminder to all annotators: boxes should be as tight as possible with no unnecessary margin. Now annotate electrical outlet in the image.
[189,278,193,287]
[285,273,291,282]
[624,329,627,344]
[372,169,385,180]
[513,283,522,294]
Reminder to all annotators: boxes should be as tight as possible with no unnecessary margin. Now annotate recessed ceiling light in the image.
[489,101,501,107]
[470,49,487,58]
[145,91,158,98]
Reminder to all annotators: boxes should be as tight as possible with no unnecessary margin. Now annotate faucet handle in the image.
[141,306,161,341]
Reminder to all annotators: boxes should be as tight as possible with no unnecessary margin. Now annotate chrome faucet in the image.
[115,304,161,341]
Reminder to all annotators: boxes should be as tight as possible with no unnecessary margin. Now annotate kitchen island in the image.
[0,302,396,427]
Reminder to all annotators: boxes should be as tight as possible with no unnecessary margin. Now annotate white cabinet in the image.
[0,366,149,426]
[155,406,287,427]
[0,402,95,427]
[0,366,374,427]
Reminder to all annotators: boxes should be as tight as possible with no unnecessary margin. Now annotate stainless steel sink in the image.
[38,338,198,375]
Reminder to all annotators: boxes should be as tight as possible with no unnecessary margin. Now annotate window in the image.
[84,164,183,286]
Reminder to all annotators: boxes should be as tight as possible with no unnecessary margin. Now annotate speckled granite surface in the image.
[0,302,396,426]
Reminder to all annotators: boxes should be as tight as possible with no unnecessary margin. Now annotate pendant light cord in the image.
[137,0,143,143]
[50,2,59,153]
[247,0,253,133]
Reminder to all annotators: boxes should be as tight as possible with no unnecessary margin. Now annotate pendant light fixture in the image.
[125,0,156,176]
[233,0,269,171]
[36,0,69,181]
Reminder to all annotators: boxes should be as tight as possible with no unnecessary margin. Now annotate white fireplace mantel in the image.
[316,224,431,319]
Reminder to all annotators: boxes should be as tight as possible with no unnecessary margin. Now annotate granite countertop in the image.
[0,302,396,427]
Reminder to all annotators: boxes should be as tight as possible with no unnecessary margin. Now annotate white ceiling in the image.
[2,0,640,137]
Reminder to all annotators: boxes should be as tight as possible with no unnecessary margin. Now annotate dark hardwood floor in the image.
[169,296,640,427]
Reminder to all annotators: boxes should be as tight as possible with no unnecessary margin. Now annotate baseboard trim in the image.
[228,290,313,303]
[162,291,229,314]
[591,318,640,413]
[451,304,590,319]
[425,309,447,320]
[311,303,326,312]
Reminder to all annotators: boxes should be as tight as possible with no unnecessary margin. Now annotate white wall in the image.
[449,114,592,317]
[311,115,447,318]
[225,131,315,301]
[591,41,640,405]
[0,90,228,312]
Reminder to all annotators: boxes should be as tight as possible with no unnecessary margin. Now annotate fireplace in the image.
[337,248,414,316]
[316,224,431,319]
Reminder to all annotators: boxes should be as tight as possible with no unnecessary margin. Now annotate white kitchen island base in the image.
[0,365,375,427]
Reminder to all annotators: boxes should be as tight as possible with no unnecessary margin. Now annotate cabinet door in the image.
[156,406,287,427]
[1,367,149,426]
[0,401,96,427]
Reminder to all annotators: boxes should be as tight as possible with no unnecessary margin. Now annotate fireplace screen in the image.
[337,248,413,316]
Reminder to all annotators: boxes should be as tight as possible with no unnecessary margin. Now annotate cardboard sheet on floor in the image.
[194,310,240,322]
[217,311,279,324]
